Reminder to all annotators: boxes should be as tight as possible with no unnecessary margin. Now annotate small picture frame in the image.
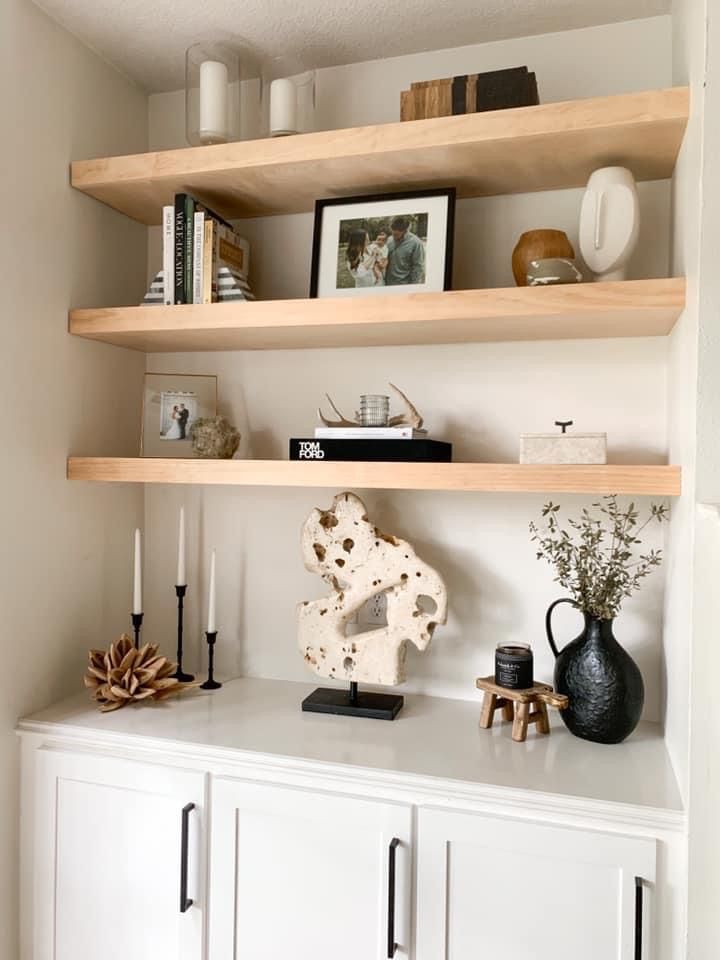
[309,188,456,298]
[141,373,218,458]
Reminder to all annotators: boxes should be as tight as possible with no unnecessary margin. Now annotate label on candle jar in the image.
[495,644,533,689]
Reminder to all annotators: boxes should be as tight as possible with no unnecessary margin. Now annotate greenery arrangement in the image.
[530,496,669,620]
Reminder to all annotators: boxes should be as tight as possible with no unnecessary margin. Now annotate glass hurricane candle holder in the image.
[261,58,316,138]
[186,42,243,146]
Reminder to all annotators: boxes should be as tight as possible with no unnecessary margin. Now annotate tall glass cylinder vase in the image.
[186,43,262,146]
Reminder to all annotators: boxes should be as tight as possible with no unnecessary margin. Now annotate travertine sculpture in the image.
[298,492,447,686]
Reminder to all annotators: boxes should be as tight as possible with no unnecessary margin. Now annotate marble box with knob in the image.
[519,420,607,464]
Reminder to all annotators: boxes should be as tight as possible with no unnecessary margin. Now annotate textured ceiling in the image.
[34,0,669,93]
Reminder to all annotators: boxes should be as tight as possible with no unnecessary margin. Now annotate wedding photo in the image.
[310,188,455,298]
[336,212,428,289]
[160,391,198,440]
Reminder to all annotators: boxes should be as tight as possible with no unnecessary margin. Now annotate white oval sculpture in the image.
[298,492,447,686]
[579,166,640,282]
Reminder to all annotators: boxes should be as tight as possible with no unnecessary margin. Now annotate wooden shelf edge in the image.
[67,458,681,496]
[70,87,689,223]
[69,279,686,353]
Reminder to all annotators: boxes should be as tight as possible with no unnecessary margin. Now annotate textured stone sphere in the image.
[190,416,240,459]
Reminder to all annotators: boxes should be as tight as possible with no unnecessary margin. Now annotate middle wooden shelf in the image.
[69,278,685,352]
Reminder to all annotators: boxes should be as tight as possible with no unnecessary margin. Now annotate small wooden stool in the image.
[476,676,569,743]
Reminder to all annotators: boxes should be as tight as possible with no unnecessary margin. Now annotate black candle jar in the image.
[495,643,534,689]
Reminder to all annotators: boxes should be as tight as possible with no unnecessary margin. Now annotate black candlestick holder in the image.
[173,585,194,682]
[131,612,144,649]
[200,631,222,690]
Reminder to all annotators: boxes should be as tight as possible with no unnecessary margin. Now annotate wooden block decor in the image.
[401,66,539,121]
[475,675,569,742]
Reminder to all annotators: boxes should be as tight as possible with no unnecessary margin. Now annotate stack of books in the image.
[289,425,452,462]
[162,193,254,306]
[400,66,539,121]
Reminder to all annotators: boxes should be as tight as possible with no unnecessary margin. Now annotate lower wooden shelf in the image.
[67,458,681,495]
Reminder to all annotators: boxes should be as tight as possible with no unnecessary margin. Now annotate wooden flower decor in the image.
[84,634,189,712]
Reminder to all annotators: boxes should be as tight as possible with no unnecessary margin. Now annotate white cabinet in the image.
[416,807,656,960]
[33,749,205,960]
[208,778,413,959]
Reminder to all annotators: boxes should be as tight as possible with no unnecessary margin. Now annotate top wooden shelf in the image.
[71,87,689,225]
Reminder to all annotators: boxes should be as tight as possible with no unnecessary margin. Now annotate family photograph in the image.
[336,211,428,289]
[160,392,198,440]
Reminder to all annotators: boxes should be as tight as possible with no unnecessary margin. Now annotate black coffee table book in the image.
[289,438,452,462]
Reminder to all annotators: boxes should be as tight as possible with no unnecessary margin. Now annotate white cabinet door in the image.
[34,748,205,960]
[416,807,656,960]
[208,778,412,960]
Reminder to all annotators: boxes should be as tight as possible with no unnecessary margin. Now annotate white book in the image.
[192,212,205,304]
[314,427,427,440]
[162,205,175,306]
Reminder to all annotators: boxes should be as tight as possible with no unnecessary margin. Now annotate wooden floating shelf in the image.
[71,87,689,224]
[69,279,685,352]
[67,459,681,496]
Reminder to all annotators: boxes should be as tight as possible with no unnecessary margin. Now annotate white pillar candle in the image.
[270,78,298,137]
[177,507,186,586]
[207,550,217,633]
[133,529,142,615]
[199,60,229,143]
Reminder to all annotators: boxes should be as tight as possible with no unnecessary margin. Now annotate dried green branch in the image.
[529,496,669,619]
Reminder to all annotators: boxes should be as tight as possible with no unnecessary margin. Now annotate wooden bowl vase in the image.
[512,230,575,286]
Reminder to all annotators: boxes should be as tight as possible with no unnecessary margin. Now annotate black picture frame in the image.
[309,187,456,298]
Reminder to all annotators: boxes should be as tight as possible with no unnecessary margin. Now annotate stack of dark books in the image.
[289,425,452,463]
[400,66,539,121]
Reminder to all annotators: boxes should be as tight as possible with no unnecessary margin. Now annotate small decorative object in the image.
[359,395,390,427]
[530,497,669,743]
[310,189,455,298]
[298,492,447,720]
[318,383,424,430]
[142,271,166,305]
[200,551,222,690]
[217,266,255,302]
[400,66,539,120]
[476,676,568,742]
[141,373,217,458]
[495,643,534,689]
[512,230,575,287]
[190,416,240,459]
[260,56,316,138]
[520,420,607,465]
[579,166,640,282]
[526,258,584,286]
[185,42,242,146]
[174,508,194,683]
[84,634,190,712]
[131,528,143,648]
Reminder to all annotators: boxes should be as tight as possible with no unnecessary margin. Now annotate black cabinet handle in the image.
[180,803,195,913]
[634,876,644,960]
[387,837,400,958]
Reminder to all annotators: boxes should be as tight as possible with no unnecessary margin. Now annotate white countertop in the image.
[19,676,683,818]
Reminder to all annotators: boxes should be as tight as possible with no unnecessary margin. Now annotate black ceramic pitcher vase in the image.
[546,599,644,744]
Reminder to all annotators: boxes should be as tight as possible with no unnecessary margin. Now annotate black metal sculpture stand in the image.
[173,585,194,682]
[131,612,144,649]
[200,631,222,690]
[302,680,403,721]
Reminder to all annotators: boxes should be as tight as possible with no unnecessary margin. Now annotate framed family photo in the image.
[141,373,218,458]
[309,188,456,298]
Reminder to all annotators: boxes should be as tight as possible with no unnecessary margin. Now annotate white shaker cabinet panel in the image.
[33,749,205,960]
[208,778,413,959]
[416,807,656,960]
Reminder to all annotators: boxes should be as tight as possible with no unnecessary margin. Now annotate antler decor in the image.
[84,634,194,712]
[317,383,424,429]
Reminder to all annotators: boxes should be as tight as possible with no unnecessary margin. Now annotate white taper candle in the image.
[133,529,142,614]
[199,60,229,143]
[207,550,217,633]
[177,507,186,586]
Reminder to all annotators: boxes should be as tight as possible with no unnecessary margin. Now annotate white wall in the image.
[1,1,148,957]
[144,18,675,717]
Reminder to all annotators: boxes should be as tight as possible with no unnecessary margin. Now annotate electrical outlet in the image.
[359,592,388,626]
